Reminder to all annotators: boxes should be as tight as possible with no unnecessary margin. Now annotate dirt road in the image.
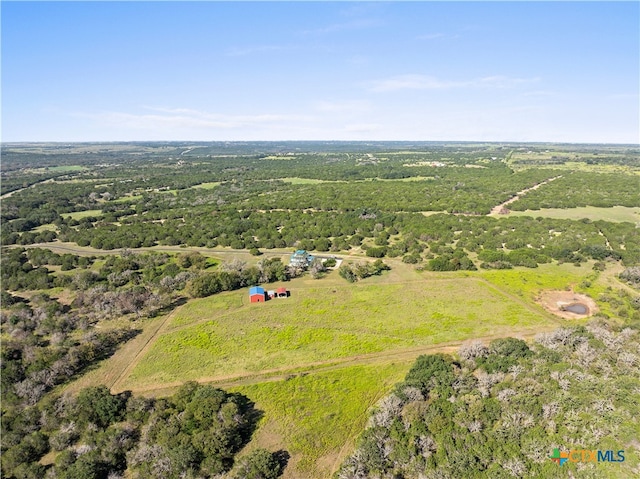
[489,175,563,215]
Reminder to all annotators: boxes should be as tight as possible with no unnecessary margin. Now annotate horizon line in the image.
[2,140,639,146]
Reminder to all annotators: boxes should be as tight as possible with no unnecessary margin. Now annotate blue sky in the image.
[2,1,639,143]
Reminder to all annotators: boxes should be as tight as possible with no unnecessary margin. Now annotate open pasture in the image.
[501,205,640,223]
[24,165,88,173]
[190,181,221,189]
[63,209,103,219]
[232,362,410,478]
[120,275,558,392]
[280,177,340,185]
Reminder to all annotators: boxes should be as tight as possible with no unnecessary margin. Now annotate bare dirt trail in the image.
[26,242,289,258]
[108,306,183,393]
[598,262,639,297]
[489,175,563,215]
[0,178,56,199]
[63,303,184,395]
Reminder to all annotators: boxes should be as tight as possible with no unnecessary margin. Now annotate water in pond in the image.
[564,303,588,314]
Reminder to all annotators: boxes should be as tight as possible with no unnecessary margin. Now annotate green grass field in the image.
[280,177,339,185]
[191,181,221,189]
[111,194,143,203]
[479,262,592,298]
[63,209,103,219]
[74,258,622,478]
[500,205,640,223]
[367,176,435,182]
[120,276,558,391]
[25,165,88,174]
[33,224,58,232]
[232,362,409,478]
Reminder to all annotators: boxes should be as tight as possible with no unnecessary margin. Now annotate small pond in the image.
[564,303,588,314]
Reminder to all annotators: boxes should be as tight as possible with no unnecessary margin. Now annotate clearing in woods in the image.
[78,260,605,479]
[117,275,559,392]
[498,205,640,223]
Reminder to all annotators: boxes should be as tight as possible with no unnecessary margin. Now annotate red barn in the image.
[249,286,266,303]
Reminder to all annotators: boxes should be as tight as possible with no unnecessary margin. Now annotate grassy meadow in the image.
[191,181,221,189]
[63,209,103,220]
[499,205,640,223]
[479,261,593,298]
[101,261,617,478]
[231,363,410,478]
[120,272,560,391]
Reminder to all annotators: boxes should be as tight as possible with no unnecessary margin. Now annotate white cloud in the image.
[301,18,382,35]
[314,100,372,113]
[343,123,382,133]
[368,74,540,92]
[76,108,314,131]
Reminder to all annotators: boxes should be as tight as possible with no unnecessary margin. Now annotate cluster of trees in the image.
[409,214,638,266]
[26,248,95,270]
[1,247,58,291]
[3,317,138,406]
[620,266,640,288]
[338,259,390,282]
[29,205,636,267]
[1,248,209,295]
[0,242,292,478]
[242,168,556,215]
[186,257,300,298]
[426,248,477,271]
[1,382,287,479]
[338,322,640,478]
[0,248,219,408]
[6,205,638,271]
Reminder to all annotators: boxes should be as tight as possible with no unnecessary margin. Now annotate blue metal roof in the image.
[249,286,264,295]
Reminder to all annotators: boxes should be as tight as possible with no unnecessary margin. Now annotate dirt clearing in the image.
[537,290,598,319]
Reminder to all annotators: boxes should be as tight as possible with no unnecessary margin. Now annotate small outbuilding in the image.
[249,286,266,303]
[276,287,289,298]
